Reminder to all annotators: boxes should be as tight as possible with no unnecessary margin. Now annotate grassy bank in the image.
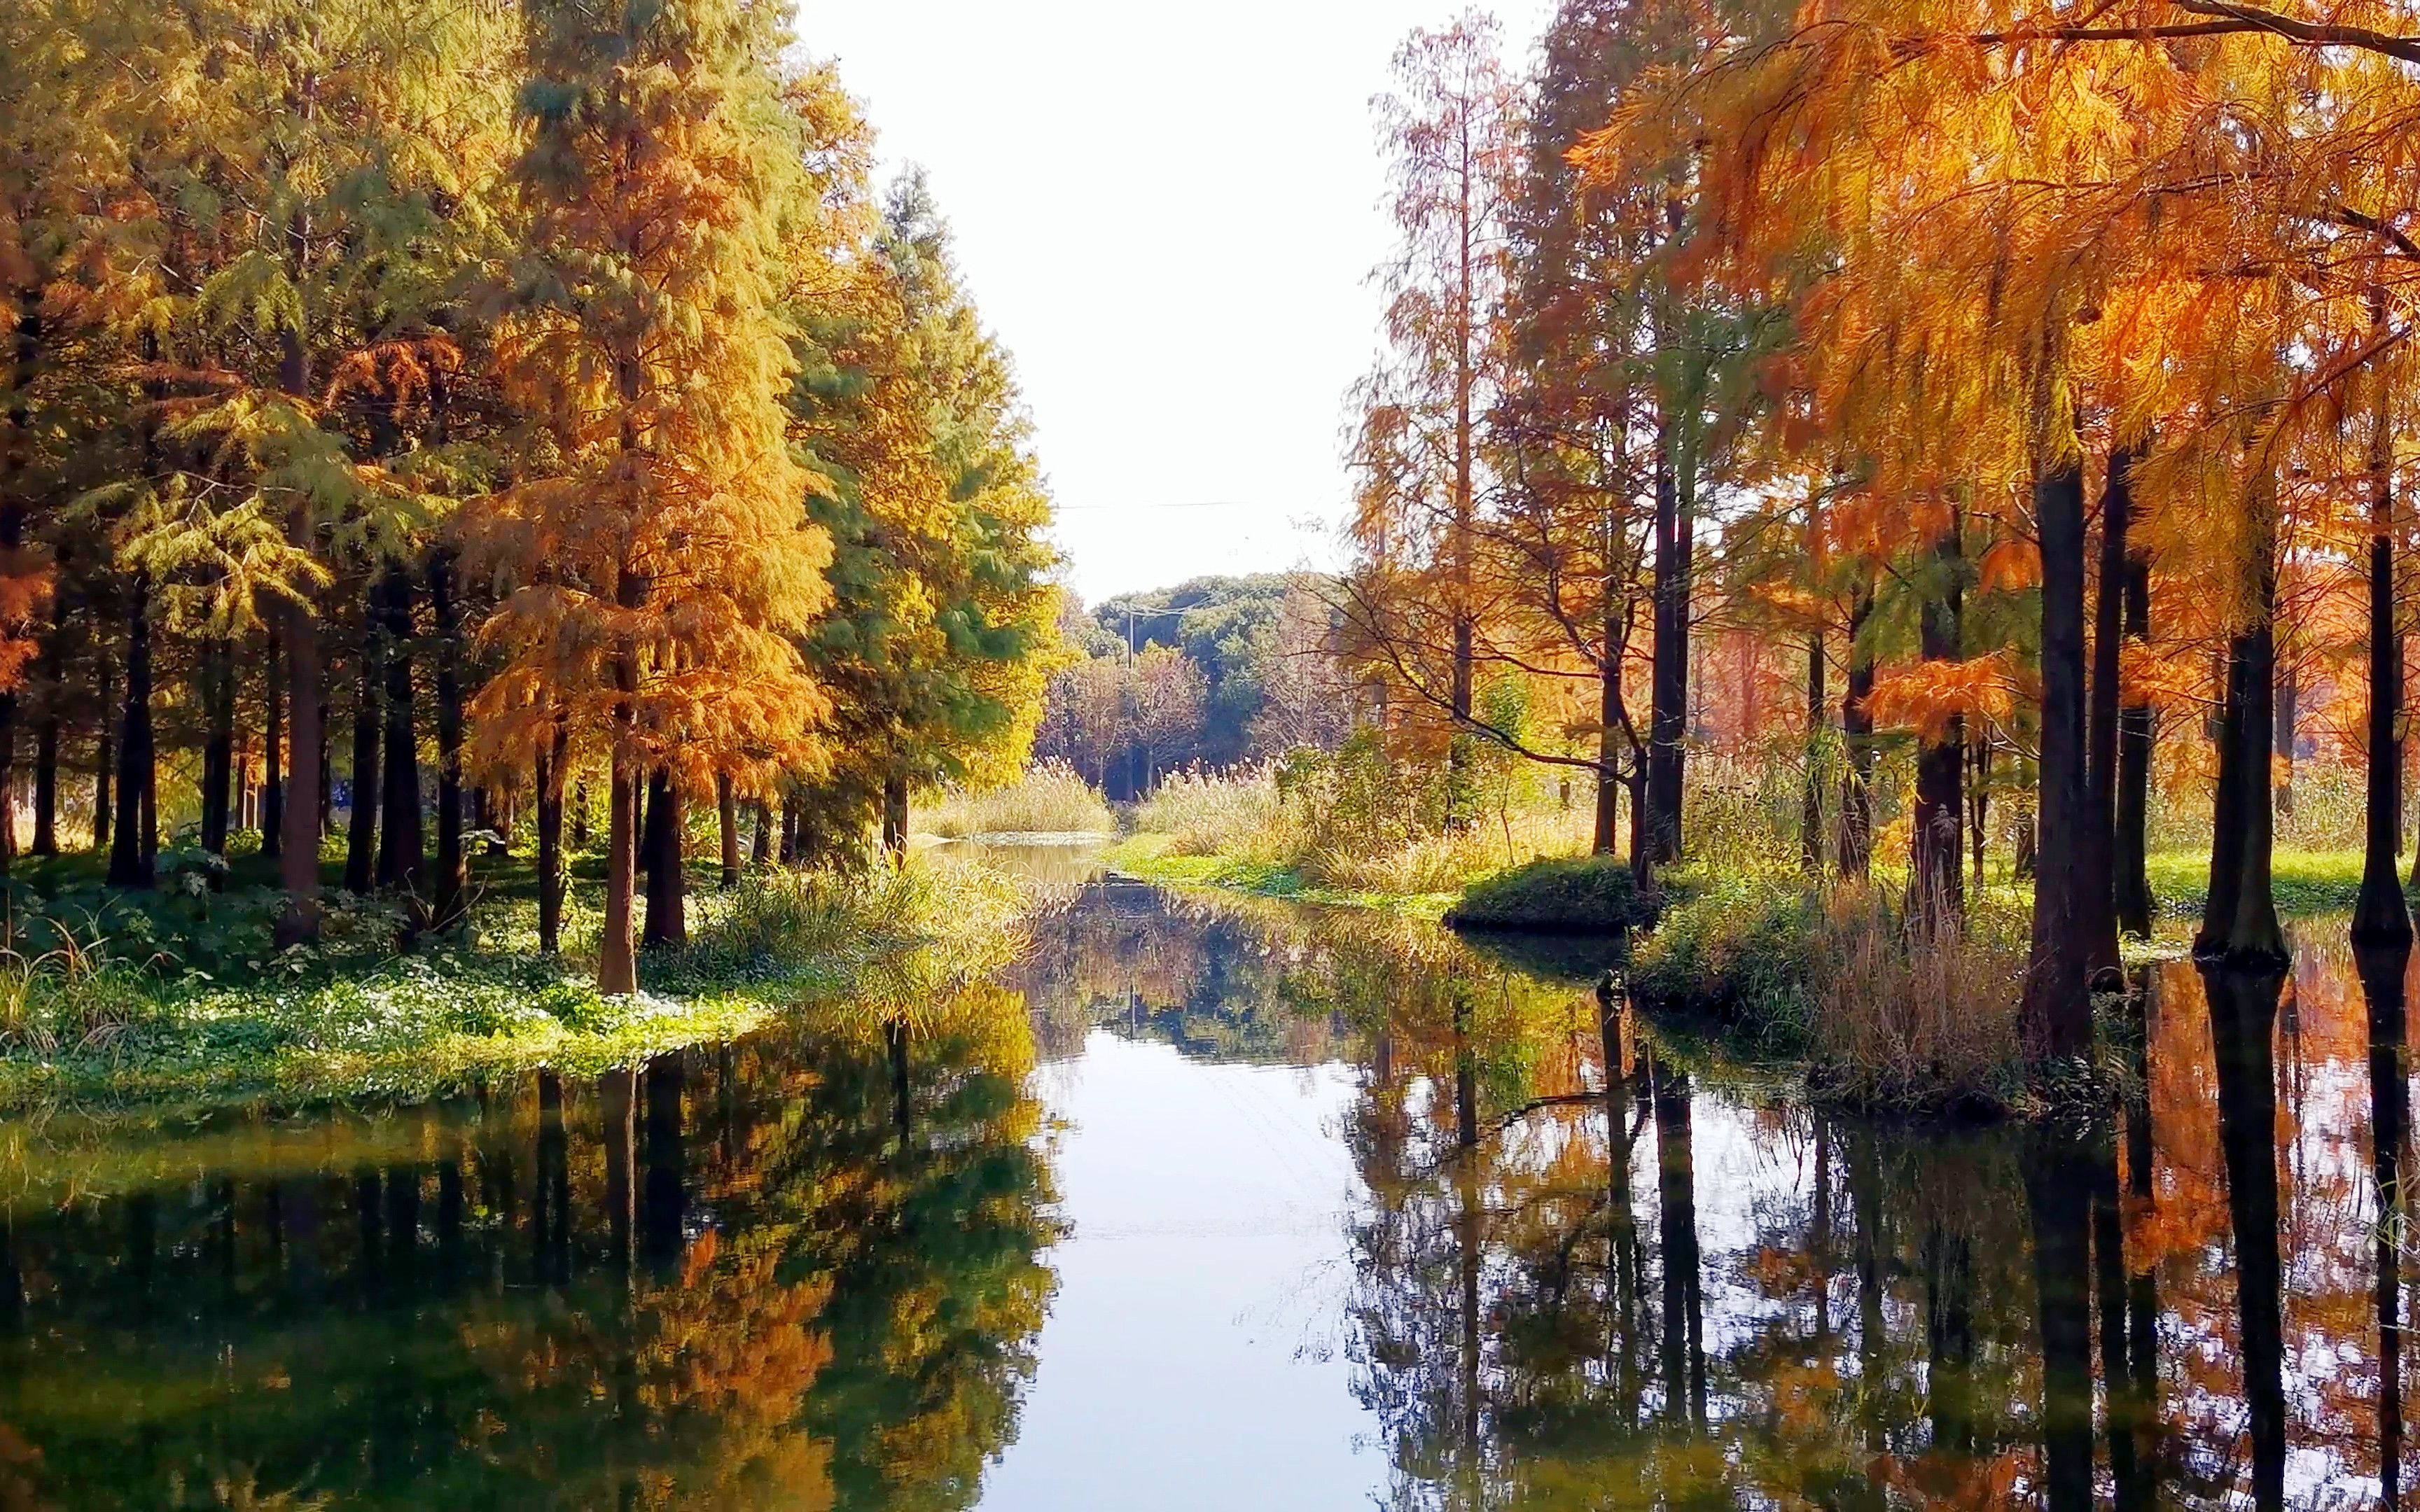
[0,850,1027,1114]
[1102,833,1461,917]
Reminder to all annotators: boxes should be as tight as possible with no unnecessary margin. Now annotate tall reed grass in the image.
[917,760,1116,839]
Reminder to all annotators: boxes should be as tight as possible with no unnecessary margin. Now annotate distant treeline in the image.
[1036,575,1349,799]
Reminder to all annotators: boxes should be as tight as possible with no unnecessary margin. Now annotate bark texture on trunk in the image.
[1837,580,1876,880]
[716,771,739,886]
[1646,429,1691,866]
[91,654,111,853]
[343,631,380,896]
[2085,449,2131,965]
[1912,525,1964,927]
[428,550,466,933]
[106,576,153,890]
[2114,524,2155,939]
[536,730,565,955]
[2197,477,2288,965]
[2023,461,2092,1059]
[375,568,422,902]
[640,770,685,949]
[599,762,638,995]
[2358,405,2411,943]
[262,624,283,862]
[199,641,234,858]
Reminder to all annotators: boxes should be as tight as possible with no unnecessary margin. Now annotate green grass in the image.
[0,841,1027,1117]
[2146,846,2364,920]
[1102,834,1459,918]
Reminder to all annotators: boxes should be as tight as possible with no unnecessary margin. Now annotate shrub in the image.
[1445,856,1650,932]
[1627,869,1818,1042]
[1136,765,1295,862]
[1804,886,2027,1111]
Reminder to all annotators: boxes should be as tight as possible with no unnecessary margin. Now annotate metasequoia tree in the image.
[470,0,830,993]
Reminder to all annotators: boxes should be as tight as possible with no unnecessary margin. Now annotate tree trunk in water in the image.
[882,771,908,864]
[1801,629,1826,875]
[640,771,685,950]
[344,631,380,896]
[2023,1124,2098,1512]
[428,550,466,933]
[375,568,422,904]
[1646,428,1690,865]
[1912,524,1964,927]
[2359,941,2412,1508]
[2083,448,2130,967]
[106,575,153,890]
[536,730,565,955]
[716,772,739,886]
[1837,580,1876,879]
[2358,401,2411,944]
[2197,472,2288,966]
[600,761,638,994]
[2023,460,2092,1060]
[2115,514,2156,939]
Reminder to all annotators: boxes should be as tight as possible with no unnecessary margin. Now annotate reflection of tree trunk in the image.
[353,1168,383,1298]
[643,1053,686,1273]
[1652,1059,1704,1425]
[601,1066,635,1271]
[886,1016,912,1148]
[2204,960,2288,1512]
[1597,978,1641,1428]
[536,1070,570,1287]
[1923,1217,1974,1455]
[2088,1124,2135,1495]
[385,1165,419,1290]
[2361,942,2412,1511]
[2023,1124,2096,1512]
[2117,968,2159,1512]
[436,1161,464,1281]
[1453,989,1477,1152]
[1845,1127,1886,1449]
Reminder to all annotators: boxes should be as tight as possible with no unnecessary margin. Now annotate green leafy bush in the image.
[1445,856,1651,932]
[1627,869,1819,1046]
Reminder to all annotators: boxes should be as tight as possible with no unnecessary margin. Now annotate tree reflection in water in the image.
[0,995,1056,1509]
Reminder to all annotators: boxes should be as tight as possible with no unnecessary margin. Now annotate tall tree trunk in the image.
[344,625,381,896]
[428,549,466,932]
[1912,522,1965,927]
[106,575,153,890]
[716,771,739,886]
[1837,578,1877,879]
[571,779,589,849]
[2197,470,2288,965]
[1801,628,1826,875]
[2114,514,2155,939]
[91,650,111,853]
[376,568,422,903]
[601,760,638,995]
[274,309,324,941]
[199,640,235,858]
[2023,460,2092,1059]
[779,792,800,866]
[2083,447,2131,968]
[536,727,566,954]
[262,623,283,862]
[2358,384,2411,944]
[29,699,52,860]
[882,771,908,864]
[641,770,685,950]
[1592,608,1622,856]
[750,801,769,867]
[1968,738,1991,897]
[1646,428,1691,865]
[2274,659,2297,819]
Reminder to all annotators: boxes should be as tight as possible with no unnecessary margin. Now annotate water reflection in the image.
[4,877,2420,1507]
[0,1013,1055,1508]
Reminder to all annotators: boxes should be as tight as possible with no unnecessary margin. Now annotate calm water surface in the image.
[0,855,2409,1508]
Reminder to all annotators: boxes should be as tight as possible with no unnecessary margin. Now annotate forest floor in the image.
[0,844,1026,1117]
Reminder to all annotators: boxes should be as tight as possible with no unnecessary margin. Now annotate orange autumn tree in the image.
[469,0,831,993]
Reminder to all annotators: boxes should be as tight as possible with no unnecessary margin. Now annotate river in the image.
[0,850,2403,1508]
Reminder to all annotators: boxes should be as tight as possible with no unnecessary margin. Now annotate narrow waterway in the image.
[0,852,2409,1507]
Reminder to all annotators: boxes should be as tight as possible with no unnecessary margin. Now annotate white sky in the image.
[793,0,1556,606]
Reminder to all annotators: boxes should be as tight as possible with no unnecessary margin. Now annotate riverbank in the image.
[0,852,1028,1116]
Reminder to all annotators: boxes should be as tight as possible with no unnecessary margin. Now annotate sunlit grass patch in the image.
[917,760,1116,839]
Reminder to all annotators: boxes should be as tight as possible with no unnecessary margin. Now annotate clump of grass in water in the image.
[1631,867,2029,1113]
